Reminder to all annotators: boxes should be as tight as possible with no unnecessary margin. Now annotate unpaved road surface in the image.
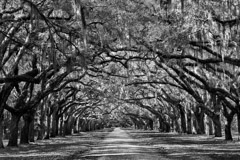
[81,127,164,160]
[2,128,240,159]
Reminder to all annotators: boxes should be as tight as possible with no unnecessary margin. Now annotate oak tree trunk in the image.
[64,116,72,135]
[63,121,67,136]
[0,109,4,148]
[174,118,180,132]
[193,117,198,134]
[194,107,205,134]
[208,116,214,135]
[44,115,51,139]
[222,103,235,141]
[237,112,240,134]
[212,114,222,137]
[212,94,222,137]
[68,117,75,135]
[37,103,45,140]
[50,113,57,137]
[187,109,192,134]
[74,118,79,133]
[78,119,83,132]
[149,119,153,130]
[59,116,63,136]
[179,104,187,133]
[158,117,164,132]
[65,120,72,135]
[20,115,31,144]
[144,120,148,130]
[20,111,35,144]
[81,120,87,132]
[224,114,234,141]
[29,119,35,142]
[55,116,59,136]
[170,118,174,131]
[225,117,233,141]
[8,113,21,147]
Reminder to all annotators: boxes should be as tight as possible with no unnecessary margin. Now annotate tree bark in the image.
[194,107,205,134]
[158,117,164,132]
[55,116,59,136]
[0,109,4,148]
[144,120,148,130]
[193,117,198,134]
[0,84,15,148]
[237,111,240,134]
[161,116,170,132]
[149,119,153,130]
[69,118,73,134]
[78,118,83,132]
[174,118,180,132]
[170,118,174,131]
[37,103,45,140]
[29,118,35,142]
[208,116,214,135]
[223,110,235,141]
[187,109,192,134]
[64,116,73,135]
[74,118,78,133]
[81,119,87,132]
[87,120,91,131]
[20,114,31,144]
[44,114,51,139]
[212,114,222,137]
[222,102,235,141]
[59,115,63,136]
[63,120,68,136]
[20,111,35,144]
[179,104,187,133]
[37,124,44,140]
[212,94,222,137]
[225,116,234,141]
[8,113,21,147]
[50,112,57,137]
[66,120,72,135]
[165,121,170,132]
[91,120,96,131]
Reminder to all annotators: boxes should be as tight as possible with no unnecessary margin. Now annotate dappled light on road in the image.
[81,127,165,160]
[1,128,240,159]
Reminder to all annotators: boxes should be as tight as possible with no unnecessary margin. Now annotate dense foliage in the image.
[1,0,240,148]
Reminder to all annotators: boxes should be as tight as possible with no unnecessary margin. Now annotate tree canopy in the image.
[1,0,240,148]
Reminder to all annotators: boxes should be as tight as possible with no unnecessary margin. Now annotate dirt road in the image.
[1,128,240,159]
[81,127,165,160]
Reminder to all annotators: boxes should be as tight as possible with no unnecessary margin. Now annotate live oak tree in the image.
[0,0,86,147]
[2,0,240,148]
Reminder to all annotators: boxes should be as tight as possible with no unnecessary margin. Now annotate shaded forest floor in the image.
[1,128,240,160]
[0,128,114,160]
[129,129,240,160]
